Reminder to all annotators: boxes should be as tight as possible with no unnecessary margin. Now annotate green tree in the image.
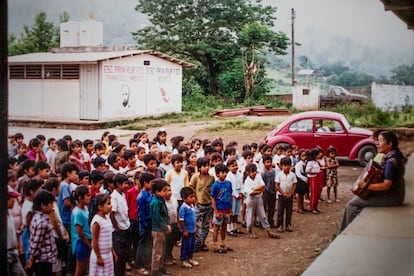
[133,0,287,97]
[238,21,288,100]
[390,64,414,85]
[320,61,349,76]
[327,70,374,87]
[298,55,314,69]
[8,11,69,56]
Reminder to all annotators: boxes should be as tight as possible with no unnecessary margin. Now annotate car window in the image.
[316,119,343,133]
[289,119,312,132]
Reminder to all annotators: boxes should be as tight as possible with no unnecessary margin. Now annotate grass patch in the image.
[103,111,212,130]
[203,118,272,132]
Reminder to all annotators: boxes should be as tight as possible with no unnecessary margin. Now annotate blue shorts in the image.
[75,240,91,262]
[232,197,241,215]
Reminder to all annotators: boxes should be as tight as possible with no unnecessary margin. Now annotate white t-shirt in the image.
[226,171,243,198]
[272,154,285,175]
[243,174,265,203]
[21,200,33,226]
[295,160,308,183]
[306,160,320,178]
[208,167,218,180]
[46,149,57,169]
[165,197,178,224]
[165,169,189,200]
[275,171,297,194]
[111,189,130,230]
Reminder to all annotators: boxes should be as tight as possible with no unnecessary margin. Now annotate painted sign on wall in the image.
[101,54,182,120]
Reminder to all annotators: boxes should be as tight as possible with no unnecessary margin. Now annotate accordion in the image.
[352,159,383,199]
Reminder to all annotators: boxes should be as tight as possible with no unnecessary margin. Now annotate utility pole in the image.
[291,8,296,86]
[0,0,8,274]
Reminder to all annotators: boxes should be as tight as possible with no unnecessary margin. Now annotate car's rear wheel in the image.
[272,142,290,155]
[357,145,376,166]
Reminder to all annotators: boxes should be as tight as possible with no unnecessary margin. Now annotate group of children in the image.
[6,128,340,276]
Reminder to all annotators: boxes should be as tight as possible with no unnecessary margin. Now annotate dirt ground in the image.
[127,116,414,276]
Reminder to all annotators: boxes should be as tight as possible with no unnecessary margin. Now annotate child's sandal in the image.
[214,247,227,253]
[136,268,149,275]
[221,245,233,251]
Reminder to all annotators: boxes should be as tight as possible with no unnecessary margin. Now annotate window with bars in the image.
[9,64,80,80]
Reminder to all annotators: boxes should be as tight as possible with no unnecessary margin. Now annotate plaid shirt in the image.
[29,210,57,264]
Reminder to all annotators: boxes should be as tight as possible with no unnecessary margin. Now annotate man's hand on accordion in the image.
[357,180,367,189]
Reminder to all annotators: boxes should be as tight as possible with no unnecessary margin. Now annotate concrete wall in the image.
[9,80,80,121]
[371,83,414,111]
[292,84,320,110]
[346,85,371,98]
[9,54,183,122]
[100,54,182,121]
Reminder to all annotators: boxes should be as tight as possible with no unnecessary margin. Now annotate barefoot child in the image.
[326,146,340,203]
[89,194,118,276]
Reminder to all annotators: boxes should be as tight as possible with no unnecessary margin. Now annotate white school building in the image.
[8,49,195,122]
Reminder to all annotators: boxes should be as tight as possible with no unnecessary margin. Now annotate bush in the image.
[324,101,414,127]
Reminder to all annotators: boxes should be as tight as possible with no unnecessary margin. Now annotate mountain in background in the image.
[8,0,414,77]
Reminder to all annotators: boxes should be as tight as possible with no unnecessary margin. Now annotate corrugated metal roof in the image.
[297,69,315,76]
[8,50,197,68]
[380,0,414,30]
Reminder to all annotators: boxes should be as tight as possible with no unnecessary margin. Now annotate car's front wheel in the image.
[357,145,376,166]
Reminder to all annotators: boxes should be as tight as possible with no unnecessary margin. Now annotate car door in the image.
[287,118,314,149]
[313,118,347,155]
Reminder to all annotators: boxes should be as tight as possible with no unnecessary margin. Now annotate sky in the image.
[8,0,414,76]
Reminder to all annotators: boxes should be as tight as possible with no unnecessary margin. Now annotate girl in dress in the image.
[89,193,118,276]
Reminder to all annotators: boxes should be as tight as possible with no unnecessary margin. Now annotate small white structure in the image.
[292,84,320,110]
[371,82,414,111]
[8,49,195,122]
[60,20,104,48]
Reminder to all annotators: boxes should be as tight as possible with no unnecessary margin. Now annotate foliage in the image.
[133,0,288,98]
[319,61,350,76]
[298,55,315,69]
[217,58,246,103]
[325,101,414,128]
[8,12,69,56]
[182,76,221,113]
[327,71,375,87]
[390,64,414,85]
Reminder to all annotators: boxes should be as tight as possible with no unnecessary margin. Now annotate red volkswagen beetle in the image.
[264,111,376,166]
